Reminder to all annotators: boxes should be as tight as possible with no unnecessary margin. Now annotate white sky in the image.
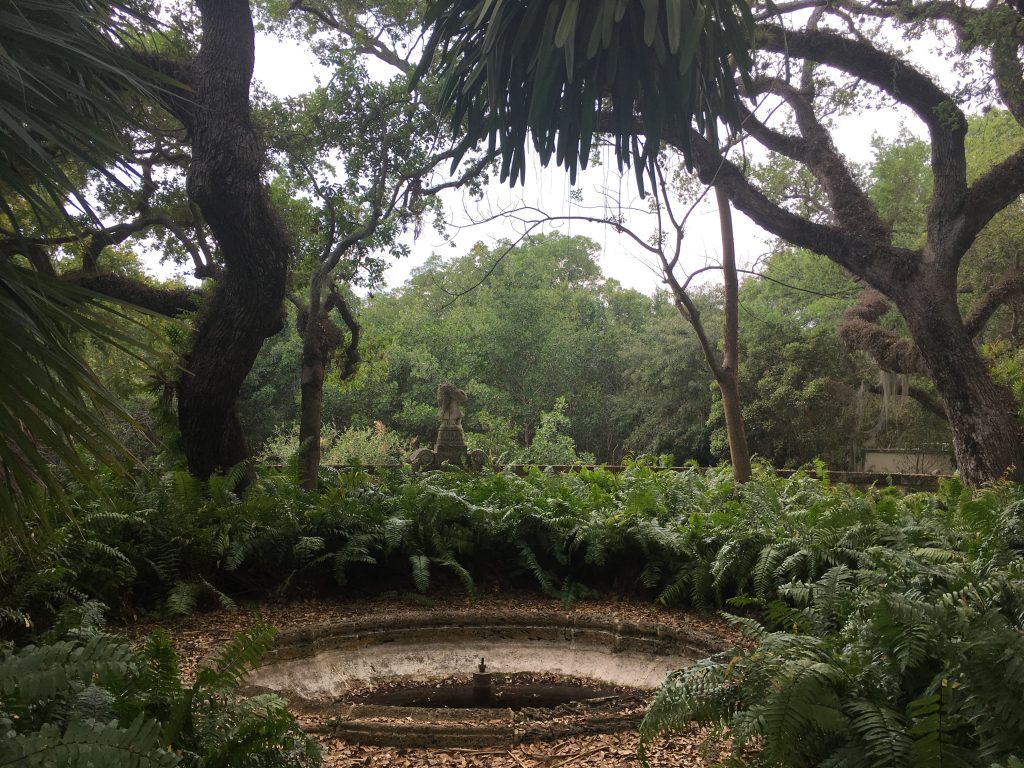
[242,27,941,297]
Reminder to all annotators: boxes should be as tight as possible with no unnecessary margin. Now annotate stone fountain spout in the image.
[472,656,493,706]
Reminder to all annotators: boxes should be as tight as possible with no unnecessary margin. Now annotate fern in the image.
[907,687,969,768]
[165,580,234,617]
[438,556,476,599]
[197,693,319,768]
[409,554,430,593]
[194,622,276,692]
[0,635,135,704]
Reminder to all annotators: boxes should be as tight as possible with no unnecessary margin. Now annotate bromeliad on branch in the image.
[415,0,756,193]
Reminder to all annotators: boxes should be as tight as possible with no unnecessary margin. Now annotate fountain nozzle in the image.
[473,656,493,705]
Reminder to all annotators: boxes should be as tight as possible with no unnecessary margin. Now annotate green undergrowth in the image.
[0,604,319,767]
[3,458,1024,766]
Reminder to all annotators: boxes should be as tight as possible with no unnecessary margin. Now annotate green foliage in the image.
[0,1,178,530]
[0,260,164,530]
[301,233,663,465]
[262,422,411,467]
[512,397,595,466]
[0,0,164,218]
[983,340,1024,419]
[6,460,1024,767]
[868,128,932,250]
[725,249,869,468]
[0,621,319,768]
[640,478,1024,767]
[616,293,719,463]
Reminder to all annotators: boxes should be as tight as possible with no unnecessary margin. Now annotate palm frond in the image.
[0,260,164,530]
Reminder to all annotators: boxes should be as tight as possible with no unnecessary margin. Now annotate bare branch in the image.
[753,0,826,20]
[288,0,412,74]
[757,23,968,248]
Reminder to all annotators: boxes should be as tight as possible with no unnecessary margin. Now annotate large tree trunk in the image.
[895,275,1024,485]
[174,0,291,479]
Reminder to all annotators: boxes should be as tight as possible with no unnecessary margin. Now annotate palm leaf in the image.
[1,1,177,530]
[0,0,168,223]
[0,260,163,530]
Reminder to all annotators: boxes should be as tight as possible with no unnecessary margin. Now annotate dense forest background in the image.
[8,0,1024,490]
[212,113,1022,473]
[83,110,1024,474]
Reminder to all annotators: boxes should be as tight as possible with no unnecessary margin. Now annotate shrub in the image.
[5,462,1024,765]
[261,422,411,467]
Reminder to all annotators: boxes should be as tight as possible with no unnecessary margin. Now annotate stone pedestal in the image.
[435,424,468,466]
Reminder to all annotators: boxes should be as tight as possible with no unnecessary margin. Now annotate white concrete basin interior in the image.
[248,610,723,700]
[244,610,726,747]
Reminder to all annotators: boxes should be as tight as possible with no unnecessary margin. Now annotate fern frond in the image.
[193,622,275,693]
[845,698,911,768]
[409,554,430,593]
[0,716,179,767]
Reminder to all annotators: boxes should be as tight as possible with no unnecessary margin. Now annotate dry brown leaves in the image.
[316,728,718,768]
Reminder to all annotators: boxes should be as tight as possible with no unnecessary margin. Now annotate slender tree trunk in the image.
[715,187,752,483]
[298,334,325,491]
[896,277,1024,484]
[295,293,360,490]
[173,0,291,480]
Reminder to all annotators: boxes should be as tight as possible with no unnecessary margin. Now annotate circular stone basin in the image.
[245,609,724,747]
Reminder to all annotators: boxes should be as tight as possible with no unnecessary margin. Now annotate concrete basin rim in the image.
[264,608,727,656]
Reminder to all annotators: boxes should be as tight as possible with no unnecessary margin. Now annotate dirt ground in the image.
[121,592,739,767]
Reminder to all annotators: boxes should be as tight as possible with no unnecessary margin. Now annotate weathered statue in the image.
[404,382,485,472]
[438,382,467,426]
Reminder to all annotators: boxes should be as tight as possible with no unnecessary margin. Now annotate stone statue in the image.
[403,382,486,472]
[437,382,467,426]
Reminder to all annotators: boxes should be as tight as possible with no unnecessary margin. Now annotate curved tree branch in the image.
[958,146,1024,256]
[328,287,361,381]
[744,76,888,238]
[677,128,914,288]
[868,381,949,421]
[757,23,967,249]
[838,288,926,374]
[964,266,1024,337]
[63,271,199,316]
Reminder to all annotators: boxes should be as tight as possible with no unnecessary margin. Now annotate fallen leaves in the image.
[316,728,717,767]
